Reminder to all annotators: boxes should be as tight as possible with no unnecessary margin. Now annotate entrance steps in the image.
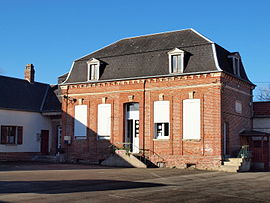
[101,150,147,168]
[217,158,251,172]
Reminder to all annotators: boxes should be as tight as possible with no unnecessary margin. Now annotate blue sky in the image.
[0,0,269,97]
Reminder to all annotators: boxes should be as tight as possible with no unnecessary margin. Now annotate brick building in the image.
[59,29,254,169]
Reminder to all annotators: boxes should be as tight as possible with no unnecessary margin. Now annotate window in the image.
[168,48,184,74]
[233,57,240,77]
[183,99,200,140]
[87,58,100,81]
[98,104,111,140]
[0,126,23,145]
[89,64,98,80]
[74,105,87,138]
[154,101,170,139]
[228,54,241,77]
[235,101,242,114]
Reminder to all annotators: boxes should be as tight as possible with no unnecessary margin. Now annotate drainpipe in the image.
[65,85,70,162]
[142,80,146,157]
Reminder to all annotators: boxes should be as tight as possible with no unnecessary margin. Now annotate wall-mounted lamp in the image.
[63,95,77,103]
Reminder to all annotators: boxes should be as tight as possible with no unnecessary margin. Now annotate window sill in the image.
[182,139,201,142]
[75,136,87,140]
[98,137,111,141]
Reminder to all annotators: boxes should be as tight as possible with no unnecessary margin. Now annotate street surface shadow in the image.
[0,179,165,194]
[0,161,115,171]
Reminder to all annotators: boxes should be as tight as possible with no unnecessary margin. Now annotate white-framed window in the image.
[74,105,87,138]
[235,100,242,114]
[154,101,170,139]
[87,58,100,81]
[168,48,184,74]
[98,104,111,140]
[183,99,201,140]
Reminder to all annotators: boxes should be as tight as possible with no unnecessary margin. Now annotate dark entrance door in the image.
[40,130,49,155]
[252,139,269,170]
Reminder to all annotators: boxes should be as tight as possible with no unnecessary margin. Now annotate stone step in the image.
[227,158,243,164]
[101,150,147,168]
[218,165,239,172]
[223,161,242,166]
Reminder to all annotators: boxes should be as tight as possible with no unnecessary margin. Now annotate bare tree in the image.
[256,85,270,101]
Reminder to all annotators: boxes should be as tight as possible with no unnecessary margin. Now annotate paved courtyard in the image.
[0,162,270,203]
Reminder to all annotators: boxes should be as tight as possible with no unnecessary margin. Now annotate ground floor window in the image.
[154,123,169,138]
[0,126,23,145]
[154,101,170,139]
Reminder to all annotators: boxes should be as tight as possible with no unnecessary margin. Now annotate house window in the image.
[0,126,23,145]
[87,58,100,81]
[89,64,99,80]
[98,104,111,140]
[228,54,241,77]
[168,48,184,74]
[183,99,201,140]
[154,101,170,139]
[74,105,87,138]
[171,55,183,73]
[233,57,240,77]
[235,101,242,114]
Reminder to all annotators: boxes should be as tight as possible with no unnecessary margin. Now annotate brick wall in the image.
[60,72,253,169]
[221,74,253,156]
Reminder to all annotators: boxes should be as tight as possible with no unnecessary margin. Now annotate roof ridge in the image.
[120,28,193,41]
[0,75,49,86]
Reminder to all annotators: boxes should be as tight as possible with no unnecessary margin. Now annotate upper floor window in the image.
[228,53,241,77]
[168,48,184,74]
[87,58,100,81]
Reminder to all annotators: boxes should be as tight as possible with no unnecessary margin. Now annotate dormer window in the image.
[168,48,184,74]
[228,53,241,77]
[87,58,100,81]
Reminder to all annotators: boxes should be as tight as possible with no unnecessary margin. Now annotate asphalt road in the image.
[0,162,270,202]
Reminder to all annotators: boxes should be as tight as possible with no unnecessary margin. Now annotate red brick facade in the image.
[61,72,253,169]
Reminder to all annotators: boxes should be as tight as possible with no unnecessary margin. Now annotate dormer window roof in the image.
[168,48,184,74]
[87,58,100,81]
[228,52,241,77]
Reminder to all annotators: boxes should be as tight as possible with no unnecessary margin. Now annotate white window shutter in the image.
[98,104,111,137]
[74,105,87,137]
[183,99,200,139]
[154,101,170,123]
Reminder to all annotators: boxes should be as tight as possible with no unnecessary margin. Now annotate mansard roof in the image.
[0,75,61,113]
[62,28,251,84]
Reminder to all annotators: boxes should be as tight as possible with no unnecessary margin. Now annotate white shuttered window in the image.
[183,99,201,140]
[154,101,170,139]
[98,104,111,140]
[154,101,170,123]
[74,105,87,137]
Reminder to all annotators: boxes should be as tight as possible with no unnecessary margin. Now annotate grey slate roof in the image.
[62,29,251,84]
[0,75,61,113]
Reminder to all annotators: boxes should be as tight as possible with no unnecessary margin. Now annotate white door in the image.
[125,103,140,153]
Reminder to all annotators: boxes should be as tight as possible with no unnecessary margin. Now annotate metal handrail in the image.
[237,145,251,159]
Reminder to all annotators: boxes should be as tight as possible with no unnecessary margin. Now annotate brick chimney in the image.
[24,64,35,83]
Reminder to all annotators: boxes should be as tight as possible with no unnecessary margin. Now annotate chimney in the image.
[24,64,35,83]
